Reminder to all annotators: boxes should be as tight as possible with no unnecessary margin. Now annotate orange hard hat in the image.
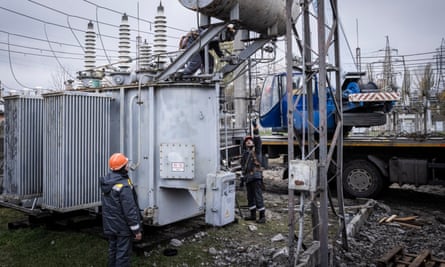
[109,153,129,171]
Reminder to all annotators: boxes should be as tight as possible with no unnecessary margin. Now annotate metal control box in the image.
[205,172,236,226]
[288,159,318,192]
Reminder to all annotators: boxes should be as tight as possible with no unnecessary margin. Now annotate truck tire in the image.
[343,160,383,198]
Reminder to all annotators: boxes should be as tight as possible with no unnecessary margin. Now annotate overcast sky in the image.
[0,0,444,91]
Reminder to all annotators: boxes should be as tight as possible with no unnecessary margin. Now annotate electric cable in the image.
[6,33,34,89]
[28,0,152,36]
[0,29,177,53]
[67,16,85,53]
[0,48,82,60]
[0,40,85,56]
[0,6,136,43]
[339,19,357,70]
[0,29,83,49]
[361,50,437,59]
[96,6,112,65]
[43,23,75,79]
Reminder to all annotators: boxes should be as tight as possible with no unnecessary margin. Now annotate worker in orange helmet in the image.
[240,120,266,223]
[100,152,142,267]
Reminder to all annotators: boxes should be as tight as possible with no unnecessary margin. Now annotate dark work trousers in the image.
[246,180,265,211]
[183,51,214,75]
[108,235,132,267]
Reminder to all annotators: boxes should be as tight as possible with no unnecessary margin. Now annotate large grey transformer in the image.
[2,92,111,211]
[3,95,44,200]
[41,92,111,212]
[1,84,223,226]
[107,83,220,225]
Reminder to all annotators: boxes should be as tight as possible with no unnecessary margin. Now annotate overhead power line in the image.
[0,29,178,55]
[0,6,123,42]
[44,23,75,79]
[0,40,84,56]
[96,6,112,64]
[1,29,81,49]
[0,47,85,60]
[6,33,35,89]
[360,50,438,59]
[28,0,152,36]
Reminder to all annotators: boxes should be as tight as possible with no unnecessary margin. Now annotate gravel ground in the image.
[191,167,445,266]
[333,188,445,266]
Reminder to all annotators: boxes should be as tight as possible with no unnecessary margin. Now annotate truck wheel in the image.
[343,160,383,198]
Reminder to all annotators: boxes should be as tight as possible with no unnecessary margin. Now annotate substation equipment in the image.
[1,0,299,228]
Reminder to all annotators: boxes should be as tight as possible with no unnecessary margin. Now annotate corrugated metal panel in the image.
[42,92,110,212]
[3,95,44,200]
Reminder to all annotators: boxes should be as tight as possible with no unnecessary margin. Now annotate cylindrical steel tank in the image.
[178,0,300,36]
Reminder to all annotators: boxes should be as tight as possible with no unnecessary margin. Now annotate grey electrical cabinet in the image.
[205,172,236,226]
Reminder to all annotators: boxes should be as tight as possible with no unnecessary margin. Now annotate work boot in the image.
[256,210,266,224]
[244,209,256,221]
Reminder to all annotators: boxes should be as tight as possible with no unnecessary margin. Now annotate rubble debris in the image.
[346,199,376,237]
[377,246,445,267]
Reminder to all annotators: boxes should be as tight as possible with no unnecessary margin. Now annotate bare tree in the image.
[416,63,435,134]
[401,67,411,107]
[366,63,375,82]
[50,67,73,91]
[439,90,445,117]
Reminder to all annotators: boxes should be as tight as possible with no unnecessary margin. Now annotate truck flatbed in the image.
[261,134,445,148]
[259,134,445,198]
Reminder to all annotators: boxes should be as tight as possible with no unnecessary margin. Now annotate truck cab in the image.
[259,71,399,135]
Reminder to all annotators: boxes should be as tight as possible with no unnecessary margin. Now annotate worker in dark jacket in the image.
[240,120,266,223]
[181,27,224,75]
[100,152,142,267]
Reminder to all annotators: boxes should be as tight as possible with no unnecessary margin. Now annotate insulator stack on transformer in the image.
[153,1,167,69]
[84,21,96,71]
[118,13,131,71]
[139,39,152,70]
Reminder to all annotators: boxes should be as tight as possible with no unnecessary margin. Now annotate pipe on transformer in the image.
[178,0,300,36]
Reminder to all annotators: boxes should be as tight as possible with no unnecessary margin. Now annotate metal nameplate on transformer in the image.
[160,143,195,179]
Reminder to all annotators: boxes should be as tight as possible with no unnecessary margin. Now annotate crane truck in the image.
[258,72,445,198]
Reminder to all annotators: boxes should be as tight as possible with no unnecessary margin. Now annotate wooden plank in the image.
[377,246,404,266]
[392,216,418,222]
[386,214,397,223]
[408,249,431,267]
[378,217,388,224]
[397,222,422,230]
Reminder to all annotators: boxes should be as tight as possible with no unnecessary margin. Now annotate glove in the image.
[252,119,259,135]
